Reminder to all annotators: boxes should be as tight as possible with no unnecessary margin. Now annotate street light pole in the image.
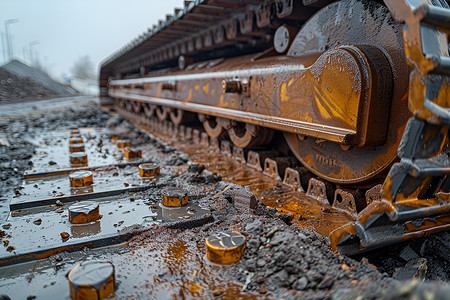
[0,32,6,63]
[5,19,19,61]
[29,40,39,66]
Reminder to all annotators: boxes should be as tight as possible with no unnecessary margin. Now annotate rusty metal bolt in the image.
[69,170,93,187]
[139,163,160,177]
[162,188,188,207]
[69,144,85,153]
[124,147,142,159]
[206,231,246,264]
[69,137,83,145]
[68,261,115,300]
[178,55,186,70]
[68,201,100,224]
[70,128,80,135]
[70,152,88,165]
[116,140,131,149]
[222,79,241,93]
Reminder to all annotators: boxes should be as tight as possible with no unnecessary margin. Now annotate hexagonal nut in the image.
[60,232,70,239]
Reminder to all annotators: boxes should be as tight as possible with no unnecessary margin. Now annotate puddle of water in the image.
[0,124,350,299]
[164,133,352,237]
[15,165,155,205]
[0,229,259,299]
[1,197,157,259]
[28,127,157,174]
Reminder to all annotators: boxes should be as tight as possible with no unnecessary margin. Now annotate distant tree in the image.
[70,55,96,79]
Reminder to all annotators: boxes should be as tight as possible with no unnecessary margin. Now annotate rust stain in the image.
[184,88,193,102]
[202,82,210,96]
[0,242,93,265]
[280,82,289,102]
[217,95,228,107]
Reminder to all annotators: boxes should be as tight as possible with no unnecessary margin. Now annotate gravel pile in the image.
[183,182,394,299]
[0,60,77,104]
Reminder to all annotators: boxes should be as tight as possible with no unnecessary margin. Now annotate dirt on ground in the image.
[0,100,449,299]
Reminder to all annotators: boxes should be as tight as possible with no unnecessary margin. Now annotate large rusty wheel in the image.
[228,122,273,148]
[156,106,169,121]
[169,109,194,125]
[283,0,410,184]
[115,98,125,110]
[200,115,225,138]
[125,100,134,113]
[131,101,141,114]
[143,103,156,118]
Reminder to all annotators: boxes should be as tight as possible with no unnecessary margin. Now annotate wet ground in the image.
[0,97,449,299]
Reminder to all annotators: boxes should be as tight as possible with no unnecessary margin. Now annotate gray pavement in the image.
[0,96,98,119]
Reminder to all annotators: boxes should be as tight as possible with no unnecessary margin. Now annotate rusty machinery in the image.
[100,0,450,255]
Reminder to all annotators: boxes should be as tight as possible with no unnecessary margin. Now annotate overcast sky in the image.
[0,0,184,80]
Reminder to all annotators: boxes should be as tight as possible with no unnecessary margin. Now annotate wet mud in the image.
[0,99,449,299]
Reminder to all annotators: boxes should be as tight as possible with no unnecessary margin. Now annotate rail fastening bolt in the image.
[69,170,93,187]
[162,188,188,207]
[125,147,142,159]
[68,201,100,224]
[116,140,131,149]
[205,231,246,264]
[139,163,160,177]
[67,261,115,300]
[69,152,88,165]
[69,143,85,153]
[69,137,83,145]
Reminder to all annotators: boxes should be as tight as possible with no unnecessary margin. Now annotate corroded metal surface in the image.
[105,1,410,184]
[99,0,450,254]
[330,0,450,254]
